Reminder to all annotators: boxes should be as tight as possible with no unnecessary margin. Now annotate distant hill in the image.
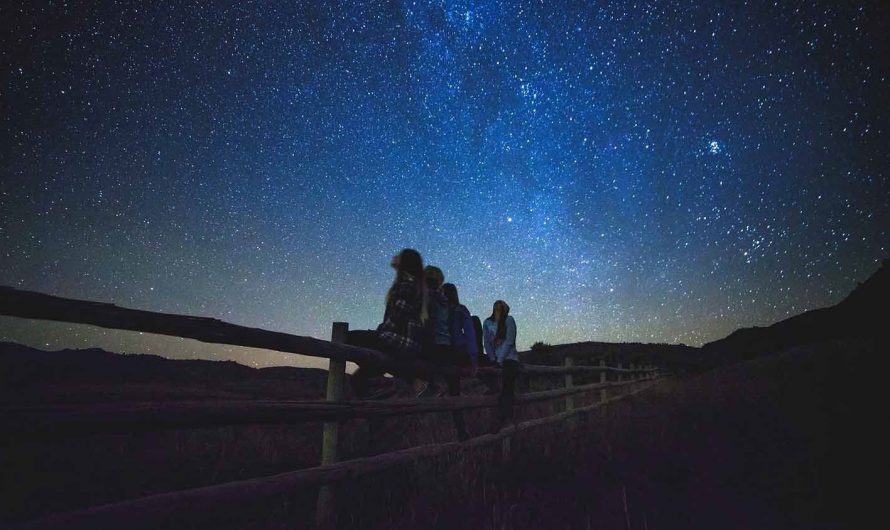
[521,341,705,374]
[701,259,887,367]
[0,342,330,404]
[2,259,885,404]
[521,259,887,373]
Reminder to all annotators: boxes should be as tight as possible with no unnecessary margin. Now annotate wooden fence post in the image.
[450,376,469,441]
[316,322,348,530]
[564,355,574,411]
[599,359,607,402]
[520,371,531,394]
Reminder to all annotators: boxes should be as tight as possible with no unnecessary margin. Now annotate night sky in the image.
[1,1,887,369]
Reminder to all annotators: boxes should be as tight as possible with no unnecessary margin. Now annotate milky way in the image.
[1,1,888,368]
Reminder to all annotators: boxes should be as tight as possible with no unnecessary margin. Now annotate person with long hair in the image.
[417,265,449,397]
[434,281,477,439]
[483,300,519,428]
[378,249,427,355]
[351,248,427,398]
[442,283,479,370]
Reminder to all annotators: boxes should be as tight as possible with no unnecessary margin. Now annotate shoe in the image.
[414,381,430,397]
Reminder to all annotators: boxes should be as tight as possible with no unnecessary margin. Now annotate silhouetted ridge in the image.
[0,342,256,384]
[701,259,887,365]
[521,340,703,373]
[837,257,890,310]
[0,342,330,403]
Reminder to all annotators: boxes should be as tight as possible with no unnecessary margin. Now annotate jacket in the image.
[496,315,518,363]
[427,289,451,346]
[449,304,479,366]
[483,315,519,364]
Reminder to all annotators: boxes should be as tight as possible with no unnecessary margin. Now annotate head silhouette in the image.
[394,248,424,279]
[424,265,444,290]
[442,283,459,305]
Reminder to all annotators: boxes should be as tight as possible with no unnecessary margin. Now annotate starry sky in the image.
[1,1,888,369]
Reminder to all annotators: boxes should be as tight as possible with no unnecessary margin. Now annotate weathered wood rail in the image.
[0,286,661,529]
[12,382,658,530]
[0,379,646,438]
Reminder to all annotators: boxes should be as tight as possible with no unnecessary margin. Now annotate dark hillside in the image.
[0,342,330,403]
[521,341,705,374]
[702,259,887,366]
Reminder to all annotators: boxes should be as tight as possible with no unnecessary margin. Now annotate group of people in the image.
[350,248,520,425]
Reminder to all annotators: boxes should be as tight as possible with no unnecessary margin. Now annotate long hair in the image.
[442,283,459,306]
[490,300,510,341]
[386,248,428,321]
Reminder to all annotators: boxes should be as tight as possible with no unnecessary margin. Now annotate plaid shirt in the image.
[377,273,424,356]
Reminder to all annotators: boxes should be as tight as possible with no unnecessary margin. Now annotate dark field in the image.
[0,341,577,525]
[325,338,875,530]
[2,336,876,529]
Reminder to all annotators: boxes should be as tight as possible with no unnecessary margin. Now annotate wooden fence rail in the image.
[0,378,653,438]
[0,286,661,529]
[13,381,659,530]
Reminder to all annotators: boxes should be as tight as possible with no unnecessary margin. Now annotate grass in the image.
[319,338,876,529]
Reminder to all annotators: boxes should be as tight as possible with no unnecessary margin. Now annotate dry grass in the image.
[317,338,876,529]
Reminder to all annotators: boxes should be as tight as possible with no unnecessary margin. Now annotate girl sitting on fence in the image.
[420,281,480,398]
[416,265,450,397]
[350,248,428,399]
[442,283,479,371]
[483,300,520,429]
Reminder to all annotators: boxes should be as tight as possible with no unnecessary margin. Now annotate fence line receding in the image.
[0,286,662,530]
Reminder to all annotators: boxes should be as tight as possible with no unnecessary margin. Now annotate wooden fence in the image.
[0,286,660,529]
